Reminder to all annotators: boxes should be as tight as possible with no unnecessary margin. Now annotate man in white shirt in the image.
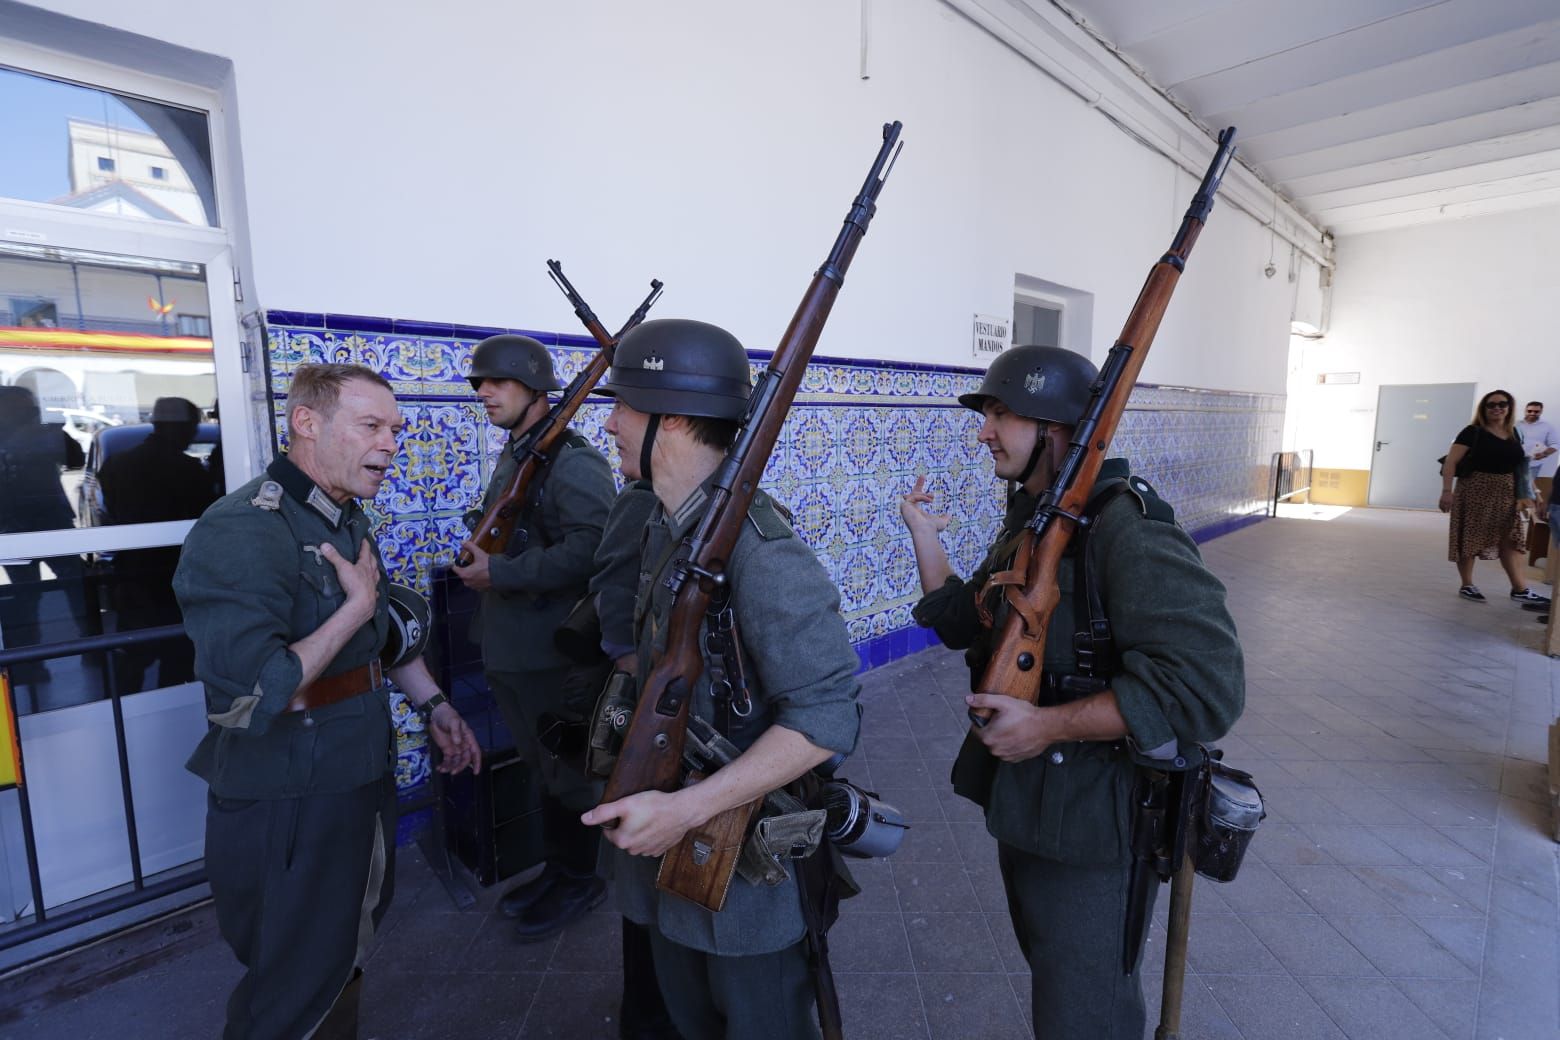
[1521,400,1559,499]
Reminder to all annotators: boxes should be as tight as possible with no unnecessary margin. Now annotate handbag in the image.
[1438,426,1482,479]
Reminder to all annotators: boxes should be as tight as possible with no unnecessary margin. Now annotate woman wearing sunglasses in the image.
[1440,389,1547,605]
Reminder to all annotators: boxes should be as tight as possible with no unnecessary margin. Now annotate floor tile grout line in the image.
[1468,633,1524,1039]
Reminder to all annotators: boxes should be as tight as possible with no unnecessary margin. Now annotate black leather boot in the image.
[513,872,606,942]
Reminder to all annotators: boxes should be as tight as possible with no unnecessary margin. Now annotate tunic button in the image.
[1049,750,1064,765]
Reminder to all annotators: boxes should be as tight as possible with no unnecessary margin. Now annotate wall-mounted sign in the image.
[1318,372,1360,385]
[973,314,1010,359]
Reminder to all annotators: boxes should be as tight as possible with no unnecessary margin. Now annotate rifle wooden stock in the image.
[601,120,903,830]
[971,127,1236,725]
[455,266,662,568]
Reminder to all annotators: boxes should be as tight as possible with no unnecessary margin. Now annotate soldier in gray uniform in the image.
[581,319,861,1040]
[175,363,481,1040]
[452,334,616,938]
[900,345,1244,1039]
[584,477,684,1040]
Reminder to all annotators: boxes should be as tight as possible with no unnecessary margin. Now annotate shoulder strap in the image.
[1070,480,1137,679]
[518,431,587,548]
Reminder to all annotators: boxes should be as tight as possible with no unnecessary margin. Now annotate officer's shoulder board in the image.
[1089,474,1177,526]
[249,479,284,511]
[746,490,795,541]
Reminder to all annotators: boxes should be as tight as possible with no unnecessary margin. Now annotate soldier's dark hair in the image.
[682,415,739,450]
[1528,400,1543,409]
[287,364,394,436]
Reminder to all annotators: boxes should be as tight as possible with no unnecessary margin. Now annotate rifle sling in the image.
[1071,481,1137,681]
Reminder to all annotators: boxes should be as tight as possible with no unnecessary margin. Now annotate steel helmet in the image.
[599,319,751,420]
[381,583,432,670]
[958,345,1098,426]
[467,334,561,393]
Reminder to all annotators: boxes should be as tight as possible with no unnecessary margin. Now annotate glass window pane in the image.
[0,243,226,533]
[1,550,199,709]
[0,65,215,227]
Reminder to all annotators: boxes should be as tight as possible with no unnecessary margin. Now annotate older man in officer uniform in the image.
[452,334,617,938]
[175,363,481,1040]
[581,319,861,1040]
[900,344,1244,1039]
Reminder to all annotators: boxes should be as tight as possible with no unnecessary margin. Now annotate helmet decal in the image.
[642,354,665,371]
[1024,372,1047,394]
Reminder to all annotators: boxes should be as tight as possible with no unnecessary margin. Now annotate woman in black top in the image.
[1439,389,1543,603]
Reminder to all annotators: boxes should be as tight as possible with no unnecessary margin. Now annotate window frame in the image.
[0,39,253,557]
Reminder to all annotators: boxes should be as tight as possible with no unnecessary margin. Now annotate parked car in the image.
[77,421,221,529]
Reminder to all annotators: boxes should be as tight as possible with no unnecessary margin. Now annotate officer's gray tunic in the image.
[605,480,861,1040]
[174,456,396,1040]
[915,459,1244,1040]
[475,429,614,811]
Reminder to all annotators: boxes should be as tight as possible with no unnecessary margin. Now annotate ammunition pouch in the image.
[586,670,637,780]
[737,799,827,888]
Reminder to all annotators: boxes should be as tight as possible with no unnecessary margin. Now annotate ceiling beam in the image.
[1181,1,1559,116]
[1327,184,1560,235]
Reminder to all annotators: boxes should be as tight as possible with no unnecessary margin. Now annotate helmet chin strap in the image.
[639,414,661,483]
[1015,425,1048,487]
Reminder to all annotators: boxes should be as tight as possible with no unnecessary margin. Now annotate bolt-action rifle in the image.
[968,127,1237,727]
[601,122,904,916]
[455,264,662,568]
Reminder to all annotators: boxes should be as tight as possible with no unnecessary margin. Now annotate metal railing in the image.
[1267,450,1314,516]
[0,625,446,958]
[0,625,200,952]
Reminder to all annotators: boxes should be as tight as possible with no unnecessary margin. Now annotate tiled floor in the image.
[5,507,1558,1039]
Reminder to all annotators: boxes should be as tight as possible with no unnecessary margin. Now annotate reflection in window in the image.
[0,549,200,711]
[0,243,224,534]
[0,65,215,226]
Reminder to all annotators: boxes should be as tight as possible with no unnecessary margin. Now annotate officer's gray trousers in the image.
[647,928,819,1040]
[206,777,396,1040]
[998,843,1155,1040]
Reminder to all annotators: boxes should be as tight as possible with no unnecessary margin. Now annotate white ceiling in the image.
[1051,0,1560,237]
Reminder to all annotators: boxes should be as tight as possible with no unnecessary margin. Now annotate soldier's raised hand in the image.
[899,475,950,536]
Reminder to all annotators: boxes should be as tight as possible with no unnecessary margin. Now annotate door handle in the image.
[1375,440,1390,451]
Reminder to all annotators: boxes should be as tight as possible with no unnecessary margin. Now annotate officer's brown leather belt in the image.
[286,659,384,713]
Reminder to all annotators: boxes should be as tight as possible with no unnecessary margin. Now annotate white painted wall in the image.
[9,0,1301,393]
[1288,205,1560,469]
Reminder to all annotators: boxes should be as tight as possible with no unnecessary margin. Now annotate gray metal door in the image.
[1368,383,1477,509]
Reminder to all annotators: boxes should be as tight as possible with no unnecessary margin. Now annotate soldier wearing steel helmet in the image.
[580,318,861,1040]
[453,333,618,939]
[900,344,1244,1039]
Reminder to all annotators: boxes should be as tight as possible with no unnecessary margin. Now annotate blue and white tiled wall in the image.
[265,312,1283,789]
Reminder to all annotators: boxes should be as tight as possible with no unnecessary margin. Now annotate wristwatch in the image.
[417,692,449,719]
